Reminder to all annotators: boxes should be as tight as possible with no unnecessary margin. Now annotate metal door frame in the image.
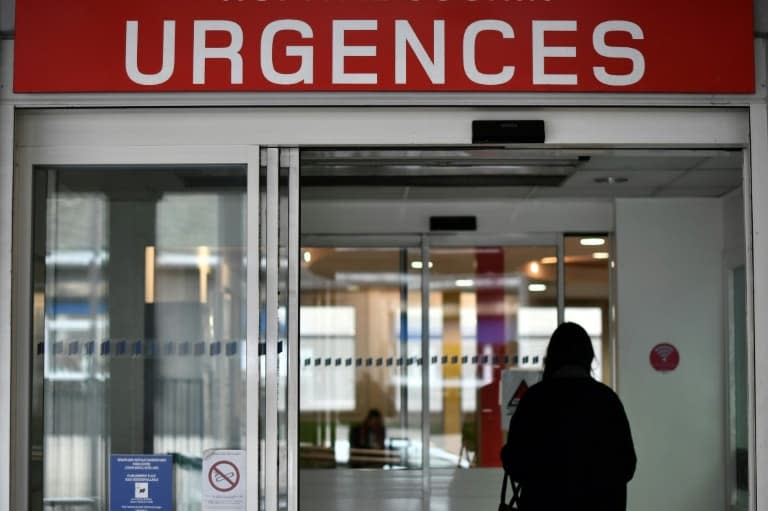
[260,147,301,511]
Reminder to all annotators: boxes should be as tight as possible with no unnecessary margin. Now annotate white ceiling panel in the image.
[528,187,659,199]
[691,153,743,170]
[666,170,742,188]
[581,156,705,171]
[302,186,536,201]
[655,187,734,197]
[562,170,684,188]
[406,187,534,200]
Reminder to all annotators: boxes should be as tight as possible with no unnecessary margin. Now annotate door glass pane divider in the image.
[247,146,261,511]
[725,268,739,507]
[266,147,280,511]
[399,249,409,441]
[609,234,619,390]
[741,142,757,511]
[11,150,34,511]
[557,235,565,325]
[287,148,300,511]
[421,235,431,498]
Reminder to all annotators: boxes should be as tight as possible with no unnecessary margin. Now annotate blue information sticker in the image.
[110,454,173,511]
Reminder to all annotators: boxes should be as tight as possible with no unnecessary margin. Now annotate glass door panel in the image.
[298,246,425,506]
[30,165,248,510]
[427,245,559,509]
[297,242,567,509]
[563,234,613,385]
[730,265,749,509]
[427,246,558,469]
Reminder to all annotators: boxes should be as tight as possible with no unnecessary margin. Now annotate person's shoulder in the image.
[544,376,620,398]
[586,379,626,404]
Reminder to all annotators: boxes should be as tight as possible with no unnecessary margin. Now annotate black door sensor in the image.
[472,120,545,144]
[430,216,477,231]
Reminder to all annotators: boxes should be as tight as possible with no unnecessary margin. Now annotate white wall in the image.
[302,199,614,235]
[616,199,725,511]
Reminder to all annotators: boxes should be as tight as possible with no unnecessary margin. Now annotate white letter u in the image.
[126,20,176,86]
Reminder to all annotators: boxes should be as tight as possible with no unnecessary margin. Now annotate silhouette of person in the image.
[350,409,386,450]
[500,322,636,511]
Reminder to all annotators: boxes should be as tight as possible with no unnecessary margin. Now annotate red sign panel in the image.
[14,0,754,93]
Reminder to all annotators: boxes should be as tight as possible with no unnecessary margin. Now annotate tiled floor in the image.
[299,468,501,510]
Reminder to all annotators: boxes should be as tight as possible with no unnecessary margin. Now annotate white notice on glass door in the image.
[202,449,246,511]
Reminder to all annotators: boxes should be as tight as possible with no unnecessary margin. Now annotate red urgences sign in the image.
[13,0,754,93]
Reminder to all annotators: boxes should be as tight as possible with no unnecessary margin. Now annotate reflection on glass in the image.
[731,265,749,508]
[299,247,422,470]
[31,166,247,510]
[428,247,559,468]
[297,240,616,477]
[564,234,612,384]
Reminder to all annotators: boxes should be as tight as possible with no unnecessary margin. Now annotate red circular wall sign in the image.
[650,343,680,372]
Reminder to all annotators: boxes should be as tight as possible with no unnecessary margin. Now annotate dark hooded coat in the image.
[501,367,636,511]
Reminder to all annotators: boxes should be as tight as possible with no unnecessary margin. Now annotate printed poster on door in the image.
[203,449,246,511]
[109,454,173,511]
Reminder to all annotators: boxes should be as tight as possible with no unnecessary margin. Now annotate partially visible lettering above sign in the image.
[14,0,754,93]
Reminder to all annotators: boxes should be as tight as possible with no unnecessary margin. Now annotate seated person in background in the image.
[350,409,386,450]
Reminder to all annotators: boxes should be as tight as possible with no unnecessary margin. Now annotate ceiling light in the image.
[594,176,629,184]
[455,279,475,288]
[529,261,540,274]
[593,252,610,260]
[528,283,547,292]
[303,251,312,263]
[540,256,558,264]
[580,238,605,247]
[411,261,434,269]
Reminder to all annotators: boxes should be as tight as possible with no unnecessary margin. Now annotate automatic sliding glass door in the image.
[298,245,425,507]
[298,239,582,510]
[427,245,560,468]
[22,145,614,511]
[426,237,619,507]
[26,149,301,511]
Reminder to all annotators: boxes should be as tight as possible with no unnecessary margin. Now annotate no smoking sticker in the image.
[209,461,240,492]
[203,450,246,510]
